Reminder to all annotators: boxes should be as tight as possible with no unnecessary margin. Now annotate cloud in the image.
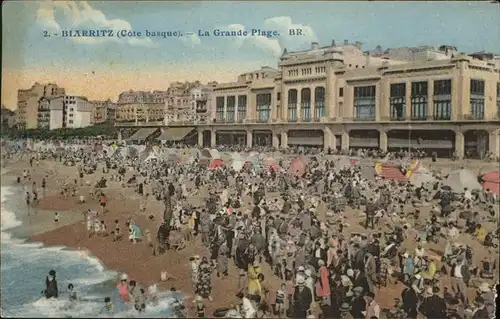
[36,1,155,48]
[226,17,317,57]
[181,33,202,47]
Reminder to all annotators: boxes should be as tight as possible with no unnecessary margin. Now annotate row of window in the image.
[287,66,325,77]
[215,95,248,122]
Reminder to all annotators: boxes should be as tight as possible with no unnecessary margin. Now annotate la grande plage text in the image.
[198,29,282,38]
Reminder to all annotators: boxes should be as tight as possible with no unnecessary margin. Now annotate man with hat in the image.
[292,276,312,319]
[339,303,354,319]
[418,286,446,319]
[363,291,380,319]
[476,282,495,317]
[349,286,366,319]
[471,296,489,319]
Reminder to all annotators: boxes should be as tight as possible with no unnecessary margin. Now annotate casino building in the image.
[117,41,500,158]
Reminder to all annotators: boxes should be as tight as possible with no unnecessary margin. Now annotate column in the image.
[272,132,280,148]
[210,129,216,147]
[341,132,350,151]
[246,130,253,148]
[223,96,227,122]
[427,80,434,119]
[405,81,412,120]
[379,130,388,152]
[323,126,335,150]
[234,95,239,122]
[117,130,123,142]
[455,131,464,159]
[489,129,500,158]
[311,87,316,121]
[297,88,302,121]
[325,67,334,118]
[197,130,203,147]
[281,130,288,148]
[281,85,288,121]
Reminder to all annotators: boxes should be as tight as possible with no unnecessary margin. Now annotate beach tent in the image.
[442,169,482,193]
[231,152,243,161]
[209,149,221,159]
[200,148,211,158]
[374,162,407,181]
[231,159,248,171]
[409,165,436,186]
[481,170,500,194]
[289,157,307,177]
[209,158,224,169]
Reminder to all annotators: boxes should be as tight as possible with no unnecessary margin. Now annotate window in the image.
[237,95,247,121]
[69,113,74,117]
[353,86,376,121]
[390,83,406,120]
[411,81,428,120]
[277,92,281,101]
[226,96,235,122]
[215,96,225,121]
[433,80,452,120]
[470,79,485,120]
[256,93,271,122]
[339,88,344,97]
[301,88,311,121]
[287,89,298,121]
[69,120,73,124]
[314,87,325,120]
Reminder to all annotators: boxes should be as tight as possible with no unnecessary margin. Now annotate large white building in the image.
[48,96,94,130]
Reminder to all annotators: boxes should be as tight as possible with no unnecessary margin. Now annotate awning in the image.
[349,137,379,148]
[157,127,194,141]
[127,128,158,141]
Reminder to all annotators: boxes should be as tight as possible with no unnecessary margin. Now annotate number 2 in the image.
[43,30,49,37]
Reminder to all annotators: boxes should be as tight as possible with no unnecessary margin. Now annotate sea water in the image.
[1,184,179,318]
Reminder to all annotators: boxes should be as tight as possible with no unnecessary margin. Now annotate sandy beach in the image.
[3,153,498,318]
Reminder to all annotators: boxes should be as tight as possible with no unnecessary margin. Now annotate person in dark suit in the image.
[472,296,490,319]
[44,270,59,299]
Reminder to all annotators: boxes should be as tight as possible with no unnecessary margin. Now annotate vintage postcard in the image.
[1,1,499,318]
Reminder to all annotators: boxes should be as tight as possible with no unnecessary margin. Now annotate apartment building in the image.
[16,83,65,129]
[0,106,16,128]
[48,96,94,130]
[190,41,500,157]
[92,99,116,123]
[116,90,167,122]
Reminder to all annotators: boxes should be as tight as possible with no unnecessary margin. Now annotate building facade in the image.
[16,83,65,129]
[92,99,116,123]
[115,42,500,158]
[49,96,94,130]
[116,90,167,122]
[0,106,16,128]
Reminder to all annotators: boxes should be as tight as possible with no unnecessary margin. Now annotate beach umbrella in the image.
[263,157,280,172]
[209,158,224,169]
[289,157,306,177]
[209,148,221,159]
[482,171,500,183]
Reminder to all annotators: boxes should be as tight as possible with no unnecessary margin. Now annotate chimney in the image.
[331,39,336,47]
[311,42,319,50]
[344,39,348,45]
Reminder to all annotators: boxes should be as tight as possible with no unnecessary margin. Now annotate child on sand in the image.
[100,297,114,316]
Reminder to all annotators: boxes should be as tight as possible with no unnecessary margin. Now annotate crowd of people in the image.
[3,139,498,319]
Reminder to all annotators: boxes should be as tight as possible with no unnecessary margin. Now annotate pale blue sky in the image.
[2,1,499,107]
